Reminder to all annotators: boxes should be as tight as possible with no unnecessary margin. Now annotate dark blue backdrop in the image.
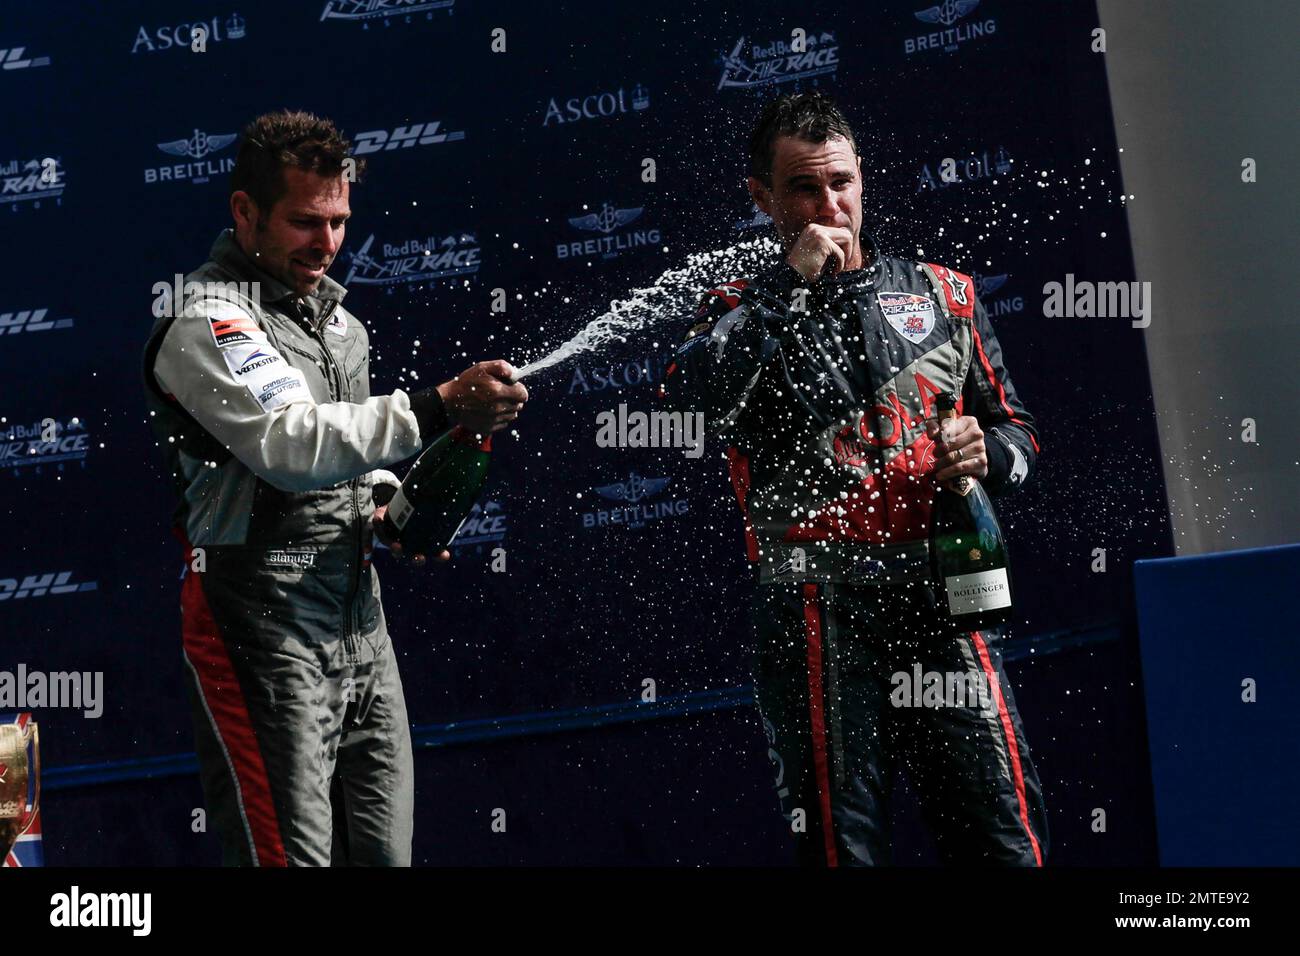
[0,0,1171,864]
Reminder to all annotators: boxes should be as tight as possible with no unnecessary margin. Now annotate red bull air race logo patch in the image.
[877,292,937,344]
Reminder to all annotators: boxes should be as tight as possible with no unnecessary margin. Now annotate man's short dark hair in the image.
[230,110,363,212]
[748,92,859,186]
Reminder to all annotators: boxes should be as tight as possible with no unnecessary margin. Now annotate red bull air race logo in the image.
[877,292,937,345]
[450,501,507,554]
[0,418,91,475]
[0,157,64,210]
[718,31,840,90]
[344,232,481,287]
[319,0,454,27]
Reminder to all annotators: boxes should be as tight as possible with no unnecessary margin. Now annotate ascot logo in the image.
[0,157,64,208]
[567,350,673,397]
[0,417,91,473]
[916,146,1012,192]
[131,13,246,53]
[718,32,839,90]
[1,45,52,71]
[349,121,464,154]
[320,0,455,25]
[907,0,997,55]
[344,232,481,287]
[557,202,662,262]
[582,473,689,531]
[0,308,75,338]
[146,129,237,186]
[542,84,650,127]
[972,272,1023,317]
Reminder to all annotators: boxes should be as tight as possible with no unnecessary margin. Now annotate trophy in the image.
[0,721,40,862]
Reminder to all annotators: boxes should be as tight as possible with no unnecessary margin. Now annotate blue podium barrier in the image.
[1134,543,1300,865]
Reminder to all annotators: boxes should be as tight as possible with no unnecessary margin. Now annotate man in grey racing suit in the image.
[142,110,527,865]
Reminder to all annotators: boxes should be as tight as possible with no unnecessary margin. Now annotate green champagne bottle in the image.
[380,426,492,555]
[929,392,1013,629]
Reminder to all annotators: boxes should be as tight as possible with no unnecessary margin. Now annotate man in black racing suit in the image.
[659,93,1048,866]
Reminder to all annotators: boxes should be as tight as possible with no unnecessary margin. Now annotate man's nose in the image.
[817,187,838,218]
[315,224,339,258]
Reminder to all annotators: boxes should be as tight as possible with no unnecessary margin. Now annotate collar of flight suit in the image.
[817,227,884,293]
[207,228,349,317]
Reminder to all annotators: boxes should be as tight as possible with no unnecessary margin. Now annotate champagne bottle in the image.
[380,426,492,556]
[929,392,1013,628]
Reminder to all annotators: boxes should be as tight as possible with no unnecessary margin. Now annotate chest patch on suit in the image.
[325,310,348,336]
[877,292,937,344]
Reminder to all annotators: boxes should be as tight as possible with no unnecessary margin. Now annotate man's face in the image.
[233,167,350,296]
[749,133,863,258]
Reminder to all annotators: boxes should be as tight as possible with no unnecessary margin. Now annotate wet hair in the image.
[230,109,363,212]
[748,91,859,185]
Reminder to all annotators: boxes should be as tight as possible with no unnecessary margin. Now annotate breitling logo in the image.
[158,129,237,160]
[146,128,237,185]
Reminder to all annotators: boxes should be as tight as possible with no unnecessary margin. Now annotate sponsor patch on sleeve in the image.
[221,341,314,412]
[207,307,263,350]
[695,279,749,316]
[922,264,975,320]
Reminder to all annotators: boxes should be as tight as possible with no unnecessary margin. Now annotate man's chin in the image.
[289,271,326,295]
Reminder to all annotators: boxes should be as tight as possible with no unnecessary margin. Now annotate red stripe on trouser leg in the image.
[970,631,1043,866]
[802,583,839,867]
[177,534,287,867]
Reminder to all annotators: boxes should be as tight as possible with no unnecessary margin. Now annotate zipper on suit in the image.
[305,298,363,662]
